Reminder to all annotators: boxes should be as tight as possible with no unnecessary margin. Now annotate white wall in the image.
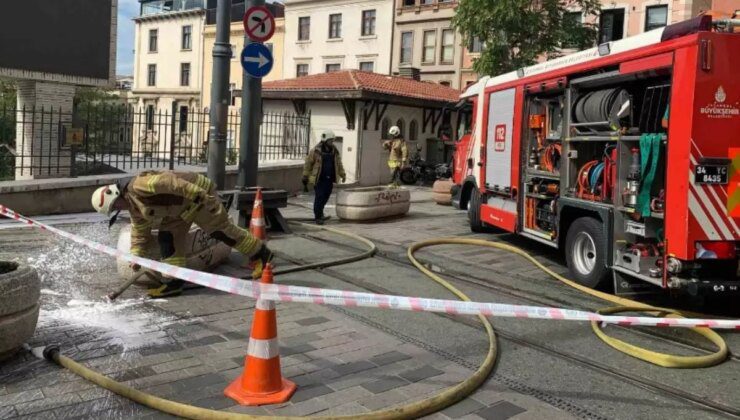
[284,0,395,77]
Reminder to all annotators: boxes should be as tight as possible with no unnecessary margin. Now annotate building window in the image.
[359,61,374,72]
[329,14,342,39]
[298,17,310,41]
[148,29,158,52]
[440,29,455,64]
[180,63,191,86]
[182,25,192,50]
[422,30,436,64]
[146,105,155,130]
[326,63,341,72]
[362,10,376,36]
[561,12,582,48]
[403,0,415,5]
[179,106,188,132]
[400,32,413,64]
[396,119,405,139]
[296,64,309,77]
[599,9,625,43]
[381,118,391,139]
[409,120,418,141]
[645,5,668,32]
[147,64,156,86]
[421,0,434,4]
[440,81,451,86]
[469,36,483,53]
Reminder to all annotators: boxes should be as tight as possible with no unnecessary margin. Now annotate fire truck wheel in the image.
[468,188,486,233]
[565,217,608,288]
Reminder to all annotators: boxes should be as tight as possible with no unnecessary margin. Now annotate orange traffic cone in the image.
[249,188,267,241]
[225,264,296,405]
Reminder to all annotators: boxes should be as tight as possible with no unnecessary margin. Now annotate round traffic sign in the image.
[243,6,275,42]
[241,43,274,78]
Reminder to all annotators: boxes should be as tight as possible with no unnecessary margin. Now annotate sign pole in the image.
[207,0,232,189]
[237,0,266,188]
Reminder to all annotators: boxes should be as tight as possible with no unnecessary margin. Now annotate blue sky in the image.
[117,0,139,76]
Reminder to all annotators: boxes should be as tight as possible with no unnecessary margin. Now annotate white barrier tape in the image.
[2,204,739,330]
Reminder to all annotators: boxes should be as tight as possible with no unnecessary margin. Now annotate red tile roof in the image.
[263,71,461,103]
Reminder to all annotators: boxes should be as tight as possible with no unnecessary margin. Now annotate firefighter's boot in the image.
[148,279,185,298]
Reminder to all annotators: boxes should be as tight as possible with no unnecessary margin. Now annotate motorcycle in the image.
[400,147,450,185]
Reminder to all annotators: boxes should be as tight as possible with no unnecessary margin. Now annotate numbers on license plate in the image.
[694,165,728,185]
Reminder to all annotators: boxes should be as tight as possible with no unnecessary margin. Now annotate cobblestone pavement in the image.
[0,188,575,420]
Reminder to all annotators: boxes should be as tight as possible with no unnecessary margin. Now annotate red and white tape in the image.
[1,204,739,330]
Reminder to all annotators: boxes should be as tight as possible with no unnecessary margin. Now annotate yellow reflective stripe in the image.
[162,256,187,266]
[235,235,259,255]
[132,222,152,232]
[130,246,144,256]
[197,175,211,190]
[146,175,161,194]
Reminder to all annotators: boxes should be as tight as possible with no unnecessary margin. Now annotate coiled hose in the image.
[37,224,498,419]
[408,238,728,368]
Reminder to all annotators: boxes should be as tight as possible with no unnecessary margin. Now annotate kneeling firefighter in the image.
[302,130,346,224]
[91,171,272,298]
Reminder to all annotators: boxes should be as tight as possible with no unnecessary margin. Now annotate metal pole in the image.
[206,0,232,189]
[237,0,264,188]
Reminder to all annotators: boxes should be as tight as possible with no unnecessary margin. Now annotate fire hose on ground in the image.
[22,219,731,419]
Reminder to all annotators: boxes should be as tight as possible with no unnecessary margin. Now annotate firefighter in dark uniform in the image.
[302,130,346,224]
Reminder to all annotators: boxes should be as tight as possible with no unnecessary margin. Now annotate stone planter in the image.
[336,187,411,221]
[116,224,232,283]
[0,262,40,361]
[432,179,454,205]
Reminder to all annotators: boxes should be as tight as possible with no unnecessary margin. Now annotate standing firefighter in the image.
[302,130,346,224]
[91,171,272,298]
[383,125,408,187]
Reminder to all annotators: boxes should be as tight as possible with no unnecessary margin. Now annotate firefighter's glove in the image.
[249,244,274,278]
[129,262,142,272]
[302,176,309,192]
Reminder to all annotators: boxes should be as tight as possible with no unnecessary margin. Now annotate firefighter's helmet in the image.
[321,130,336,141]
[91,184,121,216]
[388,126,401,138]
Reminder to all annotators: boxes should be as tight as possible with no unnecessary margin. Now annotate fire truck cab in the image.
[455,17,740,295]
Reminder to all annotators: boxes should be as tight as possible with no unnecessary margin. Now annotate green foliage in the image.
[226,148,238,166]
[453,0,601,76]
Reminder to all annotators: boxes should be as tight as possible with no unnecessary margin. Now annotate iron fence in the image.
[0,104,310,181]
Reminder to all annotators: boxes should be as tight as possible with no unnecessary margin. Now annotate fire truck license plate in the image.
[694,165,728,185]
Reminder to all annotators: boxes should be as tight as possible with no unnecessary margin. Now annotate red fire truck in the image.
[451,16,739,295]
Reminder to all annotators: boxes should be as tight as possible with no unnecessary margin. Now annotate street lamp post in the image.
[206,0,232,189]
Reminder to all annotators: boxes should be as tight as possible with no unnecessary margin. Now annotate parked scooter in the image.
[400,146,449,185]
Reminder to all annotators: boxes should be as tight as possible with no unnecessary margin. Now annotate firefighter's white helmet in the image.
[91,184,121,216]
[321,130,336,141]
[388,126,401,138]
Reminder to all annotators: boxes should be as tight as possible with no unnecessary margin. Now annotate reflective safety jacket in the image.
[383,138,408,168]
[123,171,213,256]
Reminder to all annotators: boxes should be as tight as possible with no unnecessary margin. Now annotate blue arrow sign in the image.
[241,43,273,78]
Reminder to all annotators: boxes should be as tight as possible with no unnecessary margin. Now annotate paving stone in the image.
[282,332,323,346]
[44,397,125,419]
[221,331,248,340]
[192,395,235,410]
[295,316,331,326]
[14,393,81,416]
[361,376,410,394]
[476,401,527,420]
[181,335,227,348]
[292,384,334,403]
[225,405,270,415]
[357,389,409,411]
[370,351,412,366]
[0,406,17,418]
[399,365,445,383]
[41,379,95,397]
[268,398,330,416]
[320,401,369,415]
[151,357,202,374]
[169,373,227,394]
[113,366,158,382]
[331,360,377,376]
[441,398,487,418]
[318,385,373,406]
[281,343,316,357]
[137,342,185,356]
[0,389,44,407]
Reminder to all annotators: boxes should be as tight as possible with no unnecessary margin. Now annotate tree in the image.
[453,0,601,76]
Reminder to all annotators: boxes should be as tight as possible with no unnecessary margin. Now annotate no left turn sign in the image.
[243,6,275,43]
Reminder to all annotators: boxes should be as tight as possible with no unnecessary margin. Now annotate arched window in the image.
[396,118,405,138]
[409,120,418,141]
[381,118,391,139]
